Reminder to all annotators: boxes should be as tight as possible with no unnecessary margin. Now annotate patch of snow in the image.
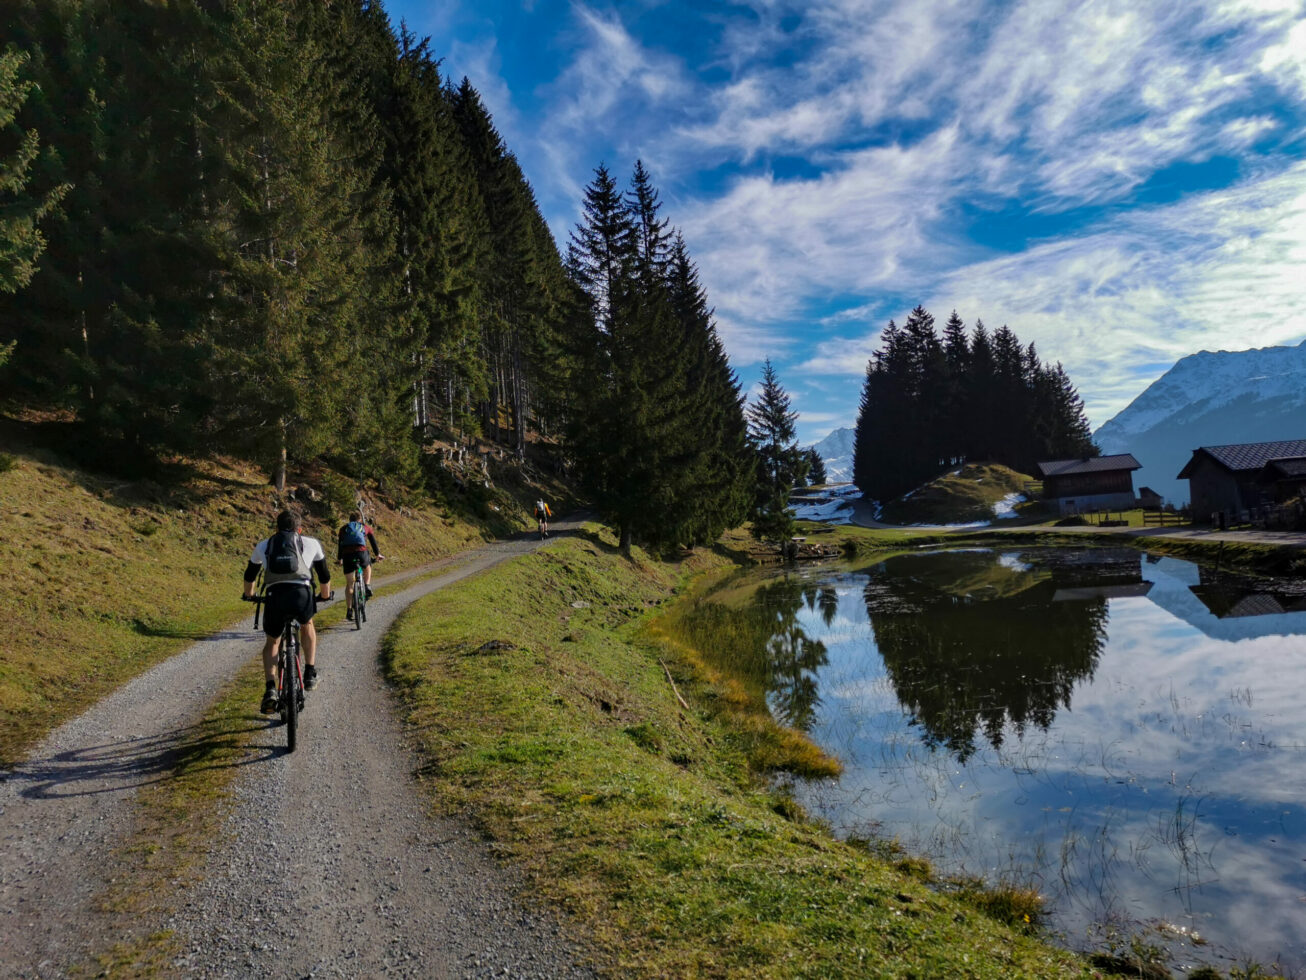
[992,492,1025,519]
[791,482,860,525]
[997,553,1031,572]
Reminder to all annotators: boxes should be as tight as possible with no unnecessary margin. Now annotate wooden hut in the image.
[1036,454,1141,516]
[1177,439,1306,520]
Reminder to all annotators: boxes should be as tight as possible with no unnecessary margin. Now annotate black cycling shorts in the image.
[341,551,372,574]
[262,584,315,637]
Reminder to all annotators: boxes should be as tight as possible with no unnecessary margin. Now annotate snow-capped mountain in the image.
[1093,338,1306,506]
[808,426,855,483]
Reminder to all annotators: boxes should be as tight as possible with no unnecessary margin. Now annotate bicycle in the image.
[345,553,382,630]
[245,589,333,752]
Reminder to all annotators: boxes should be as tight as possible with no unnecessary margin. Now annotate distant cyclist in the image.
[338,510,383,621]
[534,498,552,539]
[243,510,332,712]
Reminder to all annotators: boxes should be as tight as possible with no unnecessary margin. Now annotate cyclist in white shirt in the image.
[242,509,332,713]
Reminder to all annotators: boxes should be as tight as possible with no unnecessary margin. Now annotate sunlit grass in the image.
[382,531,1100,978]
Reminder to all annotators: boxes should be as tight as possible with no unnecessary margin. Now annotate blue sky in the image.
[384,0,1306,445]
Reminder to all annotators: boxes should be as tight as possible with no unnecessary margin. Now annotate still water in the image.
[681,547,1306,971]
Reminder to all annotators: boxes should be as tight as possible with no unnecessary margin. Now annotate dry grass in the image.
[0,423,493,766]
[880,462,1034,525]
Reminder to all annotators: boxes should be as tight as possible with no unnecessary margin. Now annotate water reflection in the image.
[672,573,829,731]
[863,549,1129,761]
[685,547,1306,973]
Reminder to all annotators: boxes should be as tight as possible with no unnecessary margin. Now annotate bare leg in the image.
[362,564,372,588]
[344,570,357,612]
[262,636,280,684]
[302,621,317,668]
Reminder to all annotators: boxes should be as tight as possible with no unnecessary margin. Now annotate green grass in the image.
[382,528,1099,979]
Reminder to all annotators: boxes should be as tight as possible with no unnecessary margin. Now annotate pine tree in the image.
[747,359,803,543]
[204,1,384,490]
[665,234,752,545]
[1,0,223,464]
[0,46,66,298]
[805,448,827,487]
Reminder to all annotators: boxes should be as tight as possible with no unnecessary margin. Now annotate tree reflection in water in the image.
[673,573,830,732]
[863,549,1129,762]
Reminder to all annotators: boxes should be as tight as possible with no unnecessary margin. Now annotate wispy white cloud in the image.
[790,164,1306,425]
[408,0,1306,436]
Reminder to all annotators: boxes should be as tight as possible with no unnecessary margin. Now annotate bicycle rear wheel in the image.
[282,629,298,752]
[354,578,364,629]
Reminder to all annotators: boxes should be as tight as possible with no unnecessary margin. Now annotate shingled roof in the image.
[1261,456,1306,479]
[1036,453,1141,478]
[1177,439,1306,478]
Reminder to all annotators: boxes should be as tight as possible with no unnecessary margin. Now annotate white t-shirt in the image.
[250,533,327,586]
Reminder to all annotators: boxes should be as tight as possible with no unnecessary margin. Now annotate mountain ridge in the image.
[808,426,855,483]
[1093,338,1306,505]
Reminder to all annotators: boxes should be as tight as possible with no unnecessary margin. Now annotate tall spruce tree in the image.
[747,359,803,542]
[665,234,752,545]
[566,164,750,553]
[204,1,384,489]
[0,46,65,298]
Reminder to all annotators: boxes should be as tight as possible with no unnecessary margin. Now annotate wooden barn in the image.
[1258,456,1306,503]
[1137,486,1164,510]
[1036,454,1141,516]
[1177,439,1306,520]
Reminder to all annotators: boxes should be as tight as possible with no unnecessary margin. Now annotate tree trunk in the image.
[274,418,287,492]
[619,526,632,558]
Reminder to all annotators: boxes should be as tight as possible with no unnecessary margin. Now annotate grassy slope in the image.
[0,423,555,766]
[382,529,1097,979]
[880,462,1034,525]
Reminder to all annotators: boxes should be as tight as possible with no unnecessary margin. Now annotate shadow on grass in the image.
[6,719,280,799]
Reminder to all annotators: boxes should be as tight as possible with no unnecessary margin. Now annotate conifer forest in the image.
[1,1,1098,542]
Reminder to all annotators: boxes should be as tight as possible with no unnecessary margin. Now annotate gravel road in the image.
[0,523,596,979]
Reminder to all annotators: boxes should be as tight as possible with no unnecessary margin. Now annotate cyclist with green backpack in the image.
[242,510,333,712]
[338,510,383,621]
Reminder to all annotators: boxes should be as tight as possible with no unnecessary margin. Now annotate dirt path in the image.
[0,522,595,979]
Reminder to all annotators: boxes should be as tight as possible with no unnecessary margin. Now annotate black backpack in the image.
[265,530,303,577]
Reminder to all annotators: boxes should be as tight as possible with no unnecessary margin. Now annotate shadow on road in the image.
[7,720,276,799]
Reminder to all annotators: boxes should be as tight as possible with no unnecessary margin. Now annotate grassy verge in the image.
[824,522,1306,579]
[381,527,1097,979]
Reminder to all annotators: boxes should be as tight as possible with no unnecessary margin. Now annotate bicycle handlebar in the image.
[242,590,335,602]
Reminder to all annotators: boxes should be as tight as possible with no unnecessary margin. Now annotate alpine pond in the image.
[674,546,1306,973]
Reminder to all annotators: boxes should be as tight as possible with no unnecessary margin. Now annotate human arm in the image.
[313,558,331,598]
[242,563,261,597]
[242,541,265,597]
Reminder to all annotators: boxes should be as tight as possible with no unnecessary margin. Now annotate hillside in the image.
[1094,338,1306,505]
[879,462,1032,525]
[0,411,573,764]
